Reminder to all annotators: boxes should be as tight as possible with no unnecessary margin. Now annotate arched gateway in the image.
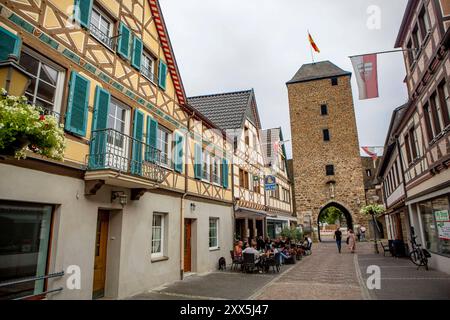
[317,201,353,242]
[286,61,368,239]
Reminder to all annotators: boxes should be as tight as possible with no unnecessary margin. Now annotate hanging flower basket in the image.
[0,89,65,160]
[360,204,386,217]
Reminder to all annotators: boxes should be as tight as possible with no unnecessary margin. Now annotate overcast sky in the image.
[159,0,409,158]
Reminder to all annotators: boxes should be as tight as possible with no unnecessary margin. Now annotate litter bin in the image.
[392,240,406,257]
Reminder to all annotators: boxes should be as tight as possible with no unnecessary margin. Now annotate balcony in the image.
[85,128,166,194]
[89,23,115,50]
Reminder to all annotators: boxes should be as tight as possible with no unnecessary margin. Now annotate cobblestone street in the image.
[130,241,450,300]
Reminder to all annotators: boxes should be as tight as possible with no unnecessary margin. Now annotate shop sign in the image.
[264,175,276,191]
[434,210,449,222]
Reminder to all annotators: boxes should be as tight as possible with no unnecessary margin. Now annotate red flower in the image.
[39,114,45,121]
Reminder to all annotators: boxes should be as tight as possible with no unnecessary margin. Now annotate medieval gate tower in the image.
[287,61,367,240]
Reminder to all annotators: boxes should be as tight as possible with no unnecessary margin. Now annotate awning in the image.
[266,213,298,223]
[234,207,267,219]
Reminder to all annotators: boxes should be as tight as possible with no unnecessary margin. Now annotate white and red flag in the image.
[350,54,379,100]
[361,146,379,160]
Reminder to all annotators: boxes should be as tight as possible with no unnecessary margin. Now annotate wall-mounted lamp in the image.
[0,55,31,97]
[190,203,196,211]
[112,191,127,207]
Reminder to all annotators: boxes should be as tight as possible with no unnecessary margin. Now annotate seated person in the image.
[243,240,261,263]
[233,240,243,260]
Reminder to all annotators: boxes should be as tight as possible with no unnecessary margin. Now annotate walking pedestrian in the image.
[360,226,366,241]
[334,227,342,253]
[347,229,356,253]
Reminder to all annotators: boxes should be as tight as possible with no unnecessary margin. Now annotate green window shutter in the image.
[222,158,229,189]
[65,71,90,137]
[174,132,184,173]
[194,143,202,179]
[74,0,93,29]
[117,22,131,60]
[158,60,167,90]
[132,109,144,175]
[0,26,21,61]
[145,116,158,162]
[89,86,110,169]
[131,36,143,70]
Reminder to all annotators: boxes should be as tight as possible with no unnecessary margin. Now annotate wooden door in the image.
[184,219,192,272]
[93,211,109,299]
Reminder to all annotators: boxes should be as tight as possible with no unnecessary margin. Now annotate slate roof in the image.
[287,60,351,84]
[187,90,258,130]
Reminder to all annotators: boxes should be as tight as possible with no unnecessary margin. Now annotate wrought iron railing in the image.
[87,128,166,183]
[0,271,64,300]
[141,66,156,82]
[89,23,114,49]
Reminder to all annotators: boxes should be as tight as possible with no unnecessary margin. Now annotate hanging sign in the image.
[264,175,276,191]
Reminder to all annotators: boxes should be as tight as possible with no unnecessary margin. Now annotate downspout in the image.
[180,110,195,280]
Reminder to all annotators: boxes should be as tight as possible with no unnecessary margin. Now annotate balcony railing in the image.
[87,128,166,183]
[89,23,114,49]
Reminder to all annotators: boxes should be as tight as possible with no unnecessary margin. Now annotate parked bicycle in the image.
[409,234,431,270]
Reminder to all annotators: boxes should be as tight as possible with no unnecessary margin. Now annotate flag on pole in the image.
[308,32,320,53]
[350,54,379,100]
[361,146,378,160]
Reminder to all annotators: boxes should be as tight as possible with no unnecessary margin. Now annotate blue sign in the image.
[264,175,277,191]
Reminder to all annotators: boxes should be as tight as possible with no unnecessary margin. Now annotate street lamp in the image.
[0,55,31,96]
[370,209,379,254]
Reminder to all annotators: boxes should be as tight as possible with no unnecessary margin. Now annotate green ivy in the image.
[0,89,66,160]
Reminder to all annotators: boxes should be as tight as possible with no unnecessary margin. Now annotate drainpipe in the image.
[180,111,195,280]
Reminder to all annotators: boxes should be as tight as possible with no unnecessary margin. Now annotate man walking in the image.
[334,227,342,253]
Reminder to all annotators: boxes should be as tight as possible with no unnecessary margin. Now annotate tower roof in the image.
[286,60,351,84]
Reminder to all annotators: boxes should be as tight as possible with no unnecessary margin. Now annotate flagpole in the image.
[348,48,418,58]
[308,29,314,63]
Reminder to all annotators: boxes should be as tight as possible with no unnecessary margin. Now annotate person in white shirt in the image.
[243,241,261,263]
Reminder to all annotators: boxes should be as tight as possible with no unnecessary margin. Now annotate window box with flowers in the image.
[0,90,65,160]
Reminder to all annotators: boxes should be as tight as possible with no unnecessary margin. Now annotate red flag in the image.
[350,54,379,100]
[308,32,320,53]
[361,146,378,160]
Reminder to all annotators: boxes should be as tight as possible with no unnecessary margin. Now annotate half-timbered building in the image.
[0,0,233,299]
[394,0,450,273]
[188,90,268,242]
[261,127,295,238]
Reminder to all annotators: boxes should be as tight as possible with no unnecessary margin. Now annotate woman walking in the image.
[347,229,356,253]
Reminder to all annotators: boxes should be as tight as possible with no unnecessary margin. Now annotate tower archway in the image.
[317,202,353,242]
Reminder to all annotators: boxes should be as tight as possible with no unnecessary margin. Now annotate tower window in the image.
[320,104,328,115]
[331,77,338,86]
[323,129,330,141]
[326,165,335,176]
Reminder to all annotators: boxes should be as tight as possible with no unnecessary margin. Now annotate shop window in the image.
[0,202,53,300]
[419,196,450,256]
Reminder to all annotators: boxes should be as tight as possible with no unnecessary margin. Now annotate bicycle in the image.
[409,235,431,270]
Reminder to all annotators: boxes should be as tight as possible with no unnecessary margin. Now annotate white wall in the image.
[184,199,233,274]
[0,164,181,299]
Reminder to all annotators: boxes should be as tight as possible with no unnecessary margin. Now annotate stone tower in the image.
[286,61,366,240]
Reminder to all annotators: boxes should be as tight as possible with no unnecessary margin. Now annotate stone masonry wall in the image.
[287,75,367,233]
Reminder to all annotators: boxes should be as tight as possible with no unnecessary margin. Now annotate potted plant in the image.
[0,89,65,160]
